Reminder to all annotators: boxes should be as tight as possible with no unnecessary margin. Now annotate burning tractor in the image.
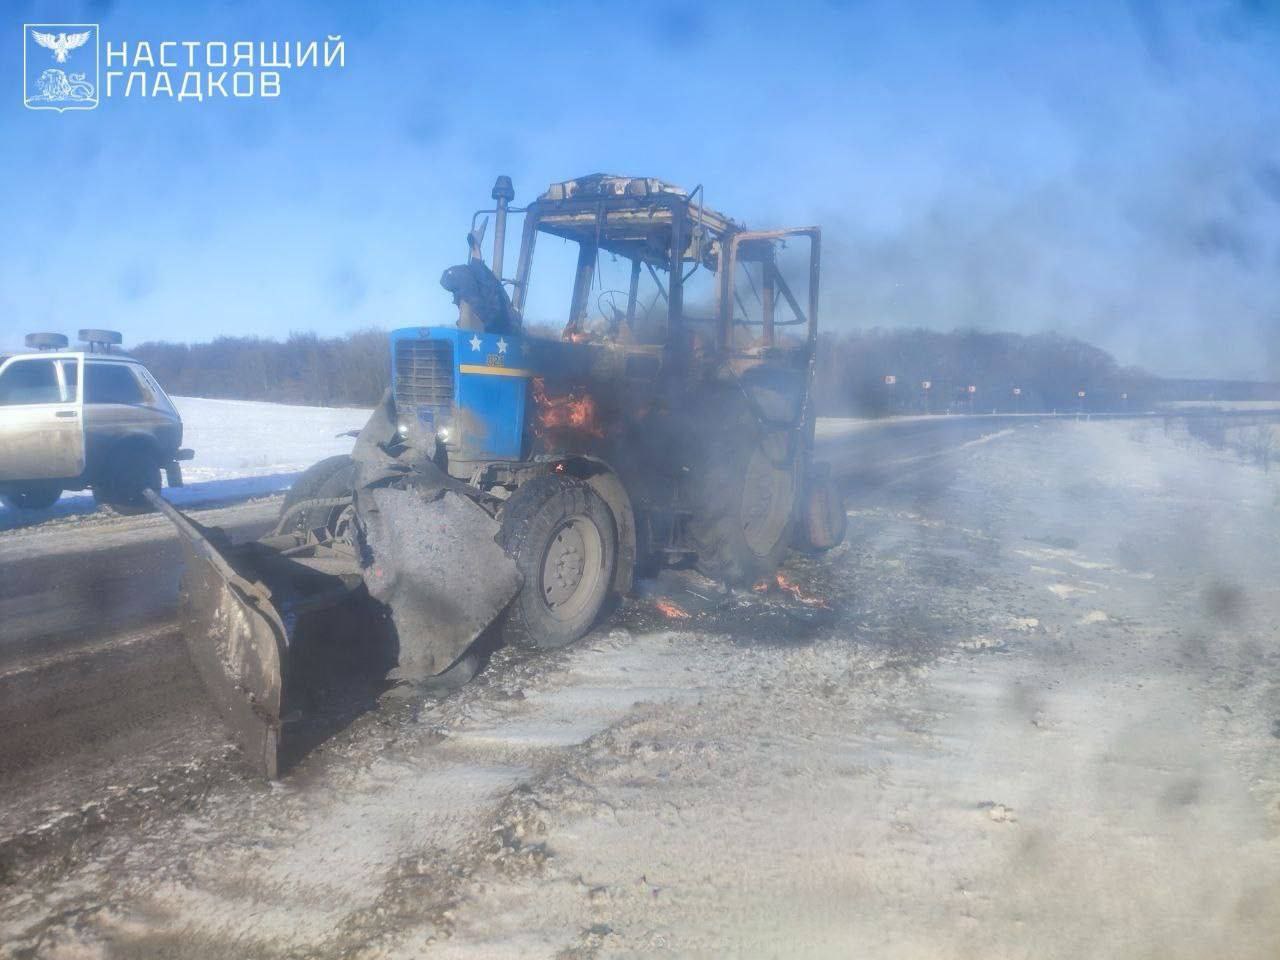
[154,174,846,776]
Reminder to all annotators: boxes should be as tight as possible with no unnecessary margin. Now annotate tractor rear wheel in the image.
[690,431,797,586]
[499,474,617,650]
[795,464,847,552]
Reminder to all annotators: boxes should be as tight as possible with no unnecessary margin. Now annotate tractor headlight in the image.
[437,426,451,443]
[397,422,409,436]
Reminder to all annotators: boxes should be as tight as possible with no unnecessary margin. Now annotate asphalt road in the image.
[0,502,278,833]
[0,416,1090,837]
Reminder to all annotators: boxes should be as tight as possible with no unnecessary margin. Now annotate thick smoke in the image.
[804,1,1280,383]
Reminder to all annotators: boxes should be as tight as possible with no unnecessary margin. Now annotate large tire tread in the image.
[499,475,617,650]
[688,407,796,586]
[282,455,355,511]
[279,454,356,532]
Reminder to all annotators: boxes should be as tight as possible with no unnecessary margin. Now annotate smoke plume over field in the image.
[4,2,1280,383]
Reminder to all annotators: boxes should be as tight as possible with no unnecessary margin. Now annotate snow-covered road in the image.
[3,419,1277,958]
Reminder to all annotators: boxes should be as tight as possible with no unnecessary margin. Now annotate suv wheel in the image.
[94,445,162,514]
[2,483,62,511]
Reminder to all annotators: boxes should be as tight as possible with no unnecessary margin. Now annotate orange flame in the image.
[532,377,605,439]
[773,573,831,608]
[654,599,691,620]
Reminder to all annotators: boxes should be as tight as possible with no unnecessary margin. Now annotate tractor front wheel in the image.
[499,475,617,650]
[279,454,356,534]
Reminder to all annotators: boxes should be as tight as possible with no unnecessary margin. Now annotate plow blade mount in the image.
[146,491,359,778]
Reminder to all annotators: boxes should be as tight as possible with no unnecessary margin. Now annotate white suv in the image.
[0,332,193,511]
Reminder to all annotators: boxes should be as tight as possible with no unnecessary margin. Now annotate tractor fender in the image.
[558,456,636,598]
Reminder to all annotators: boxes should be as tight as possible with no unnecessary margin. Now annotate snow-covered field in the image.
[0,397,869,531]
[174,396,370,486]
[4,399,1270,534]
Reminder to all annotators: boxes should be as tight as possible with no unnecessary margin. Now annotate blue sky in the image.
[2,0,1279,379]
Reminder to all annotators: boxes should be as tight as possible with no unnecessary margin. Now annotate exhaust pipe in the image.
[491,175,514,280]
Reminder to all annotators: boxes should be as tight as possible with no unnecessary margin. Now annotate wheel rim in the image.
[539,515,604,622]
[741,447,795,557]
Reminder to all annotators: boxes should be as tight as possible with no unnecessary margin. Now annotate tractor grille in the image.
[394,338,454,408]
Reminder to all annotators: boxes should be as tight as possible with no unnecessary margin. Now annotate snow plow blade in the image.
[146,393,525,779]
[147,467,520,779]
[145,490,360,779]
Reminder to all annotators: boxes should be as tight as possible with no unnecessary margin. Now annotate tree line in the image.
[812,328,1155,415]
[133,326,1191,414]
[133,331,391,408]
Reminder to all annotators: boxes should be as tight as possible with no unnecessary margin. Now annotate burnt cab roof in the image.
[530,173,743,269]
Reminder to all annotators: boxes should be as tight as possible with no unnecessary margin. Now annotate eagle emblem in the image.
[24,24,99,111]
[31,29,91,63]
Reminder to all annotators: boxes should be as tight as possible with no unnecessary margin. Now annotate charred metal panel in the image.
[360,486,520,682]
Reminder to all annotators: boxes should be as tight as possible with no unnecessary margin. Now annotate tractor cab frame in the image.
[476,174,820,367]
[465,174,825,510]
